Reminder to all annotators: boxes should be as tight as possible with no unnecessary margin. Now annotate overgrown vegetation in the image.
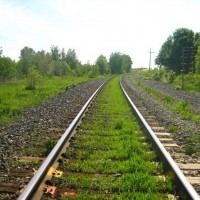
[50,77,174,199]
[0,45,133,124]
[131,75,200,125]
[155,28,200,74]
[45,138,57,154]
[139,68,200,93]
[0,76,90,124]
[185,145,197,155]
[145,27,200,92]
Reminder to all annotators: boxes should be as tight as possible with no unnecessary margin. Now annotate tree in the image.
[121,54,132,73]
[155,36,173,69]
[0,47,3,57]
[195,44,200,73]
[60,48,66,61]
[26,66,40,90]
[194,34,200,73]
[52,61,72,76]
[18,46,36,76]
[35,51,52,75]
[65,49,78,69]
[96,55,109,75]
[0,57,16,81]
[65,49,83,76]
[156,28,195,73]
[50,45,60,61]
[110,52,123,74]
[109,52,132,74]
[194,32,200,49]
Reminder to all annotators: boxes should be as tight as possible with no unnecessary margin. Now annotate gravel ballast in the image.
[0,78,109,171]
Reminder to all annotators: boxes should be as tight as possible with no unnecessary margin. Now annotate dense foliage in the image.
[155,28,200,74]
[0,56,16,81]
[0,46,133,83]
[109,52,132,74]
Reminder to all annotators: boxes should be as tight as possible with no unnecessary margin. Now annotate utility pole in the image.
[148,48,155,71]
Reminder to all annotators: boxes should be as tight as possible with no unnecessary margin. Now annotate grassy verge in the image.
[49,76,174,199]
[131,78,200,126]
[0,76,93,124]
[138,68,200,93]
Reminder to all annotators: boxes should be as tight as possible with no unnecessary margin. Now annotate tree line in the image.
[0,46,132,81]
[155,28,200,74]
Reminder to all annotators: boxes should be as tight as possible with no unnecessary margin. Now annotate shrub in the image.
[26,66,40,90]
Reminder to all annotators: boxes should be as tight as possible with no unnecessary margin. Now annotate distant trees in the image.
[35,50,52,75]
[0,56,16,81]
[156,28,200,74]
[50,45,60,61]
[95,55,109,75]
[18,47,36,76]
[49,47,81,76]
[0,45,133,82]
[109,52,132,74]
[0,46,16,81]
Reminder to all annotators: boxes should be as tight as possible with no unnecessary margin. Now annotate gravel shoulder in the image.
[0,77,109,171]
[121,74,200,158]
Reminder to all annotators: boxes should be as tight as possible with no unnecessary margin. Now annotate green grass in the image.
[167,125,180,133]
[131,77,200,126]
[48,76,174,199]
[60,191,171,200]
[0,76,92,124]
[138,68,200,93]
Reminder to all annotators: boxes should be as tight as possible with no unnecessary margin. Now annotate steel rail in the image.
[17,78,110,200]
[120,78,200,200]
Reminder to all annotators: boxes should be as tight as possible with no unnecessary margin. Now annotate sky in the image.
[0,0,200,68]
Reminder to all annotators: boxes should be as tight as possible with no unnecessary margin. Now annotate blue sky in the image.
[0,0,200,68]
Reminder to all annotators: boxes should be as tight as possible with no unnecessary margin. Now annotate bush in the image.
[26,66,40,90]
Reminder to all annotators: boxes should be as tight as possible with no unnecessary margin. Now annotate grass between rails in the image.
[49,76,174,200]
[0,76,93,124]
[131,77,200,126]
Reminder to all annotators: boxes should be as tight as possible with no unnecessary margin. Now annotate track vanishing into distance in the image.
[0,76,200,200]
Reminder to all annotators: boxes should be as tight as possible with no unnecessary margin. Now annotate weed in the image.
[45,138,57,154]
[114,121,123,130]
[162,95,174,104]
[167,125,180,133]
[185,145,197,155]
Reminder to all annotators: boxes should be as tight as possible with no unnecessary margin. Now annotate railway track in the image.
[0,76,199,199]
[121,75,200,196]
